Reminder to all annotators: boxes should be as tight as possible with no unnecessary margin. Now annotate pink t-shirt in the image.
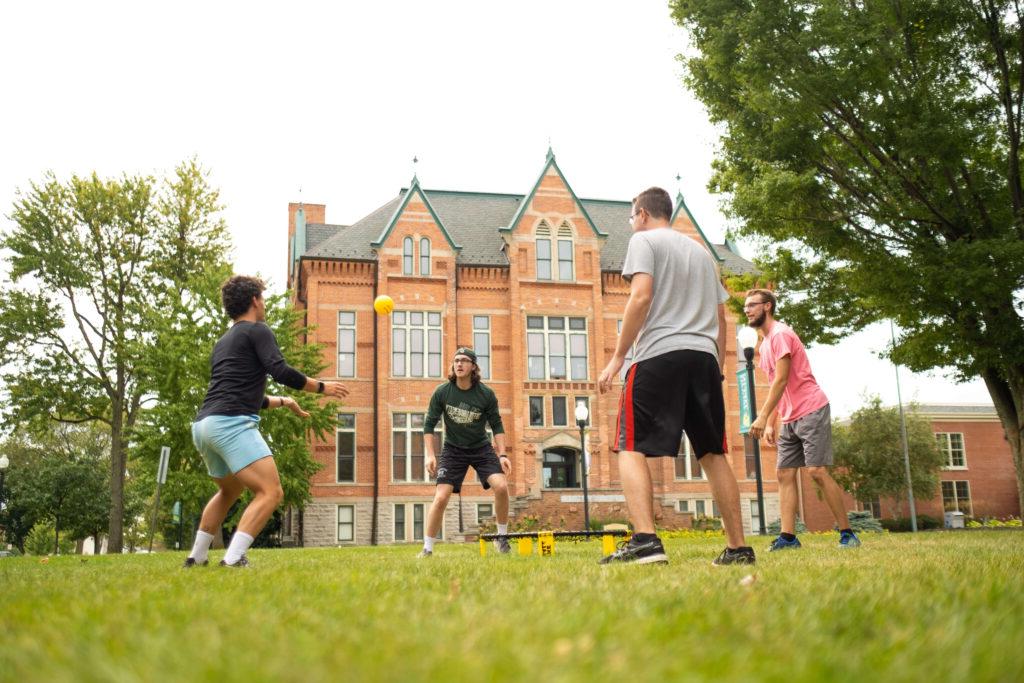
[757,321,829,423]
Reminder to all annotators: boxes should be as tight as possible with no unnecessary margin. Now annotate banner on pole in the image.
[157,446,170,484]
[737,369,752,434]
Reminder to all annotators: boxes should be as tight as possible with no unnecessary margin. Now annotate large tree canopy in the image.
[672,0,1024,511]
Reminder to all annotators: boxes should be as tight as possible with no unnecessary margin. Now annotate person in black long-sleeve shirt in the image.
[184,275,348,569]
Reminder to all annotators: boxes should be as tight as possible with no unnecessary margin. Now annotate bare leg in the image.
[232,456,285,537]
[806,467,850,529]
[425,484,454,539]
[198,474,245,535]
[701,453,745,548]
[618,451,655,534]
[778,467,800,535]
[486,474,509,525]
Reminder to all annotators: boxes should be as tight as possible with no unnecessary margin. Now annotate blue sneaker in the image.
[768,535,802,552]
[839,530,861,548]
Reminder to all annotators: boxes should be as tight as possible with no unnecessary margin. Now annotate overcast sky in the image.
[0,1,994,418]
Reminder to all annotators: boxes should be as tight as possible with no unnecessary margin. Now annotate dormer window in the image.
[403,237,414,275]
[536,221,552,280]
[557,221,574,280]
[420,238,431,276]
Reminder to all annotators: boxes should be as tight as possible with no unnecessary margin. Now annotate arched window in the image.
[535,221,552,280]
[557,221,574,280]
[403,237,413,275]
[420,238,431,276]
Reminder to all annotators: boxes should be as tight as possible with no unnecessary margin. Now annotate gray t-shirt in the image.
[621,227,728,365]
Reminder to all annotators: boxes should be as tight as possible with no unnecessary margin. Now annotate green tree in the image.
[2,423,110,554]
[0,160,226,552]
[832,397,945,516]
[672,0,1024,511]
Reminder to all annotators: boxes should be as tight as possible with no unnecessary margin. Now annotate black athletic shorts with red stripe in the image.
[613,349,728,459]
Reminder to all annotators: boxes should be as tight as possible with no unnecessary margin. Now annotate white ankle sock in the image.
[423,536,436,552]
[496,523,508,535]
[189,530,215,562]
[224,531,254,564]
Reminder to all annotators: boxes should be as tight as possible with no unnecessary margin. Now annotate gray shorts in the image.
[777,404,833,469]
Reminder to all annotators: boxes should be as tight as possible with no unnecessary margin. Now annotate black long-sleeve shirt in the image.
[195,321,307,421]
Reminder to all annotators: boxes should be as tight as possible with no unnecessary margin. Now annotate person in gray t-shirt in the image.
[598,187,754,567]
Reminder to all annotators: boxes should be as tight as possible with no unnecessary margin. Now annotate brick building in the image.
[283,151,782,547]
[797,403,1021,528]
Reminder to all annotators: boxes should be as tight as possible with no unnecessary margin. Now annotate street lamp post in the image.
[575,401,591,532]
[737,326,767,535]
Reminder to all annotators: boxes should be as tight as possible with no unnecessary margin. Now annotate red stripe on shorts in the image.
[623,364,637,451]
[722,432,729,454]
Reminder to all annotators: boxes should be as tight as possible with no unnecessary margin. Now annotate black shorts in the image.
[436,443,503,493]
[613,349,727,459]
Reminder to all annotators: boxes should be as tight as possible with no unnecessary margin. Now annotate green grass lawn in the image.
[1,531,1021,683]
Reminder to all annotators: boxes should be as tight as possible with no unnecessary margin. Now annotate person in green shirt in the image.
[419,347,511,557]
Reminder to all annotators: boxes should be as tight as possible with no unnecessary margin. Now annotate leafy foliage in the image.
[831,397,945,513]
[672,0,1024,511]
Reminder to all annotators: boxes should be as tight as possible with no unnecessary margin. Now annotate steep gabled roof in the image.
[371,176,461,251]
[672,192,724,263]
[500,149,606,238]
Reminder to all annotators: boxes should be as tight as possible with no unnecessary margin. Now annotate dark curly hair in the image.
[221,275,264,320]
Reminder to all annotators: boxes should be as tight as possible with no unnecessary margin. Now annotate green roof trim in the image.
[499,150,607,237]
[671,192,723,263]
[371,176,462,250]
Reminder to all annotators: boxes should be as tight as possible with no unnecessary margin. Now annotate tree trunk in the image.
[54,517,60,555]
[982,367,1024,516]
[107,397,126,554]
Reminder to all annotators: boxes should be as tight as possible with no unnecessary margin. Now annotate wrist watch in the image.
[317,380,325,394]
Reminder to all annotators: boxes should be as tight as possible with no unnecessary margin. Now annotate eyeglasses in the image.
[742,301,769,310]
[629,209,643,223]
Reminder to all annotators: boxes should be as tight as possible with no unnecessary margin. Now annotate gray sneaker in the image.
[218,554,250,568]
[416,548,433,558]
[494,537,512,554]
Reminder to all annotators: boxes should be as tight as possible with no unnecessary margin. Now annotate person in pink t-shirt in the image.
[744,289,861,551]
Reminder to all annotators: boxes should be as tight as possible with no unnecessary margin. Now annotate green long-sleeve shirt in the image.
[423,381,504,449]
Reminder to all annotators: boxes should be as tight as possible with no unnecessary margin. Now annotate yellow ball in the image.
[373,295,394,316]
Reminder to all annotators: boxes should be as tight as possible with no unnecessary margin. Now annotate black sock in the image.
[633,532,658,544]
[840,528,853,535]
[780,532,796,542]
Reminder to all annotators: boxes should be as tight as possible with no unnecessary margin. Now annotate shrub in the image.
[847,510,885,533]
[692,515,722,531]
[879,514,943,532]
[766,518,808,535]
[24,522,75,556]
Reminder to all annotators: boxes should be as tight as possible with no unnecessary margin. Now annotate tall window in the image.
[557,222,574,280]
[413,503,426,541]
[860,497,882,518]
[419,238,431,275]
[543,448,580,488]
[744,435,757,479]
[393,413,429,482]
[336,413,356,483]
[936,432,966,469]
[529,396,544,426]
[473,316,491,379]
[394,503,406,542]
[477,503,494,525]
[403,237,414,275]
[337,311,356,377]
[526,316,588,381]
[942,480,972,514]
[674,434,704,480]
[536,221,552,280]
[552,396,568,426]
[749,500,762,534]
[337,505,355,542]
[392,311,443,377]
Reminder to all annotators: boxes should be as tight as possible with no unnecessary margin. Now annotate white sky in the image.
[0,1,994,418]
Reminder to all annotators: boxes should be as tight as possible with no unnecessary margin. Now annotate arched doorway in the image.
[542,446,581,489]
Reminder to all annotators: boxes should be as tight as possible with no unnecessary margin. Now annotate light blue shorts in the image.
[191,415,272,479]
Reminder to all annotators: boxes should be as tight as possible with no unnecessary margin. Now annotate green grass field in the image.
[1,531,1021,683]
